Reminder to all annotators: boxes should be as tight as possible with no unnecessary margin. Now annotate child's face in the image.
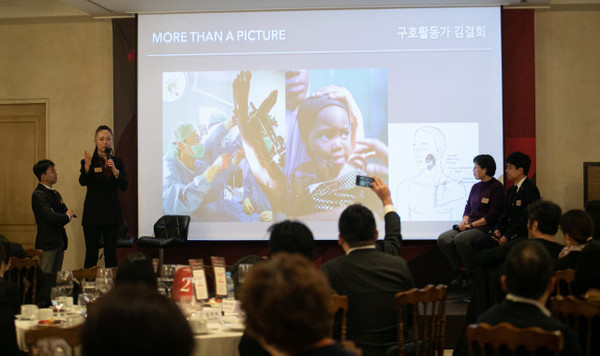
[307,105,352,169]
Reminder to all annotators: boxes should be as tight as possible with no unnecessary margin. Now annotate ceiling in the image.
[0,0,597,20]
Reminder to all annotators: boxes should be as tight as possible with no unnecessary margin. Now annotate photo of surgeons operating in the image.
[162,69,389,222]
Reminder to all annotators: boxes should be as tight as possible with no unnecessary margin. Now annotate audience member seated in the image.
[554,210,594,271]
[437,154,504,289]
[475,151,540,251]
[472,240,581,356]
[115,252,158,288]
[82,284,194,356]
[0,241,25,356]
[455,200,565,355]
[573,240,600,298]
[240,253,358,356]
[321,193,414,356]
[0,235,50,307]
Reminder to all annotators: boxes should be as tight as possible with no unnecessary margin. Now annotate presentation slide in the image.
[138,7,503,240]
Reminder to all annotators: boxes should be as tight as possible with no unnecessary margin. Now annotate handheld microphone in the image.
[105,147,113,160]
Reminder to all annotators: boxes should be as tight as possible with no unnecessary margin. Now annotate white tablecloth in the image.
[193,328,243,356]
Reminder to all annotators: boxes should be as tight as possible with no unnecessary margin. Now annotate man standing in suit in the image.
[475,239,581,355]
[32,160,75,276]
[321,177,415,356]
[476,151,541,250]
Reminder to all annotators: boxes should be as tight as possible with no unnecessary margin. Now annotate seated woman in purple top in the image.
[437,154,504,288]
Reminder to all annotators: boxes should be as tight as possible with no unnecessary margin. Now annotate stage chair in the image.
[554,269,575,297]
[116,220,135,248]
[394,284,447,356]
[25,323,83,355]
[6,256,39,305]
[466,322,562,356]
[136,215,190,275]
[550,295,600,356]
[330,294,349,342]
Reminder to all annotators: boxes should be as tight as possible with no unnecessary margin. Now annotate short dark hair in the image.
[527,199,562,235]
[32,159,54,181]
[473,154,496,177]
[95,125,113,136]
[116,252,158,288]
[268,220,314,259]
[559,210,593,245]
[504,240,553,299]
[240,253,332,353]
[82,284,193,356]
[339,204,376,247]
[506,151,531,176]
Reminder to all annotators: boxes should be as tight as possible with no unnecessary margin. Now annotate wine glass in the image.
[96,267,114,295]
[237,264,252,284]
[159,264,177,297]
[50,287,65,319]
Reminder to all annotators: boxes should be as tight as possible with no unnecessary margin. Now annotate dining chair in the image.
[6,256,39,305]
[466,322,563,356]
[24,248,44,260]
[394,284,447,356]
[550,295,600,356]
[136,215,190,275]
[24,323,83,355]
[72,266,100,282]
[554,269,575,297]
[330,294,349,342]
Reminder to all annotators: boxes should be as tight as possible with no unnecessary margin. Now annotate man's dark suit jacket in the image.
[493,177,540,240]
[79,153,128,227]
[31,184,70,251]
[476,299,581,356]
[322,211,415,356]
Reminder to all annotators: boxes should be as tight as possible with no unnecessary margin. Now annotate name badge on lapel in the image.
[481,197,490,204]
[516,200,522,206]
[94,167,103,173]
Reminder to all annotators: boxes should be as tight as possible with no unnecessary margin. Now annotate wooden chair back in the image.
[554,269,576,297]
[466,322,563,356]
[395,284,447,356]
[550,296,600,356]
[71,266,118,282]
[24,248,43,260]
[330,294,349,341]
[24,323,83,354]
[6,256,39,305]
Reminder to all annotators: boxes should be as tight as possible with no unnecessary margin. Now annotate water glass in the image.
[238,264,252,284]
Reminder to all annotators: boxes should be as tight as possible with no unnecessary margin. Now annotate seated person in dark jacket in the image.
[475,151,540,250]
[474,240,581,356]
[573,240,600,297]
[240,254,358,356]
[0,241,25,356]
[321,181,414,356]
[554,209,594,271]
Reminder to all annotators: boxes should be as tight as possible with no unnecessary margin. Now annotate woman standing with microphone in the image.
[79,125,128,268]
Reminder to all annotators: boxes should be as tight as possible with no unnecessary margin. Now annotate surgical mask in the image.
[184,142,206,159]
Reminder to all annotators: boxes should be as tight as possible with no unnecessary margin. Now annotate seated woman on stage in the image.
[437,154,504,288]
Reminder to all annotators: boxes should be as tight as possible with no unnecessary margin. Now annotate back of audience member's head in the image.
[506,151,531,176]
[527,199,562,236]
[82,284,193,356]
[573,240,600,295]
[473,154,496,177]
[559,209,594,245]
[240,253,332,354]
[268,220,314,259]
[116,252,158,288]
[32,159,54,181]
[339,204,377,247]
[504,240,553,300]
[584,200,600,240]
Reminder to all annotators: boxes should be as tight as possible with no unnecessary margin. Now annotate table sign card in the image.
[171,266,193,302]
[222,299,239,316]
[211,256,227,297]
[189,259,209,301]
[202,307,222,323]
